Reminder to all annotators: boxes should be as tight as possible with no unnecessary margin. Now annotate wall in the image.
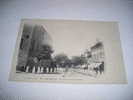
[0,0,133,100]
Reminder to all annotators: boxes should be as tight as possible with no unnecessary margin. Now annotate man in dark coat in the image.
[99,61,104,74]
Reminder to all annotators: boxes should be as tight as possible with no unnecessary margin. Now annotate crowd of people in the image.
[93,61,104,75]
[17,56,104,76]
[17,57,57,74]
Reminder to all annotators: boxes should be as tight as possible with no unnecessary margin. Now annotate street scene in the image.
[16,22,105,78]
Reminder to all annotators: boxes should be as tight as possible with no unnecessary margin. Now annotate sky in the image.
[25,19,117,58]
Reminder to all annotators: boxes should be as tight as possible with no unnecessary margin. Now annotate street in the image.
[18,67,97,78]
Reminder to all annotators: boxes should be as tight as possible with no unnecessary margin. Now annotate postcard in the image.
[9,19,127,83]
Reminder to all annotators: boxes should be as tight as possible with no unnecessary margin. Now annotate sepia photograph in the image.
[9,19,127,83]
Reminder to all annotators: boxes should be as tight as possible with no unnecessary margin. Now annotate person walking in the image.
[33,57,38,73]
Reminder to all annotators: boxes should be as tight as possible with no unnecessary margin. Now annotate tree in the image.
[71,56,87,66]
[37,44,53,60]
[53,53,70,68]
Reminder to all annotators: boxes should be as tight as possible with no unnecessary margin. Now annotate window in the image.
[20,38,24,49]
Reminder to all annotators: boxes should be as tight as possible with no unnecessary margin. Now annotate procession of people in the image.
[22,57,57,74]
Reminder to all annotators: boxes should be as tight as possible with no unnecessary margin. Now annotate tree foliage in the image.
[53,53,71,67]
[71,56,87,66]
[37,44,53,60]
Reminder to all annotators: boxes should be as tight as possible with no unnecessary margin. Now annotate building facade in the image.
[90,42,105,63]
[17,24,52,71]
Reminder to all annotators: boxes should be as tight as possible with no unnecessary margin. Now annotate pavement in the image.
[17,68,98,78]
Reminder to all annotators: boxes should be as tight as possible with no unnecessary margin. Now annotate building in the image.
[17,23,52,71]
[17,24,34,70]
[82,50,92,64]
[90,41,105,63]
